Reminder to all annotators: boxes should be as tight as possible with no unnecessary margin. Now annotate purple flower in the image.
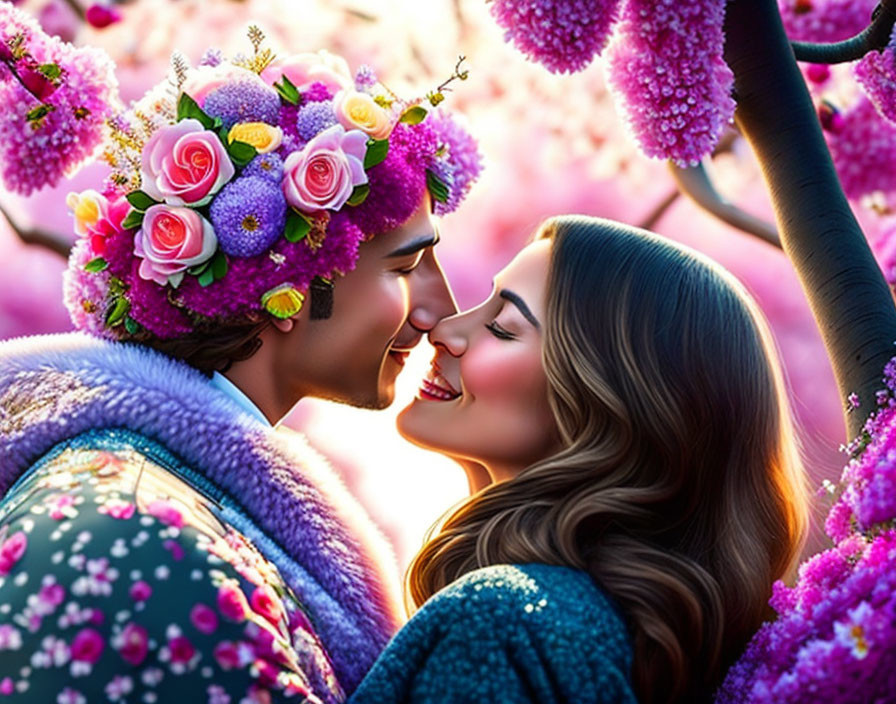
[203,79,280,129]
[0,4,119,195]
[489,0,623,74]
[303,81,333,103]
[605,0,735,167]
[209,175,286,257]
[242,152,283,183]
[354,64,378,90]
[428,111,483,216]
[199,48,224,68]
[295,100,338,141]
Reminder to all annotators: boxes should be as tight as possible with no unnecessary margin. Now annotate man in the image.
[0,43,479,703]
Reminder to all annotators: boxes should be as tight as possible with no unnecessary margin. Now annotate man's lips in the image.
[418,363,461,401]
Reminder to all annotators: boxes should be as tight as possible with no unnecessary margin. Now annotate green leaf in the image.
[126,190,157,211]
[25,104,53,125]
[198,268,215,287]
[105,296,131,328]
[187,261,211,276]
[399,105,427,125]
[124,316,142,336]
[364,138,389,170]
[425,169,450,203]
[346,183,370,207]
[84,257,108,273]
[176,92,215,129]
[274,75,301,105]
[284,211,311,243]
[227,139,257,166]
[37,63,62,81]
[212,251,228,280]
[121,209,145,231]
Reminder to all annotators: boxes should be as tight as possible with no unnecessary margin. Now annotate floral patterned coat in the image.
[0,334,403,703]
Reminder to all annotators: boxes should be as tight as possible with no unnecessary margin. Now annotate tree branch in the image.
[790,0,896,64]
[725,0,896,439]
[637,189,679,231]
[668,162,781,249]
[0,204,72,258]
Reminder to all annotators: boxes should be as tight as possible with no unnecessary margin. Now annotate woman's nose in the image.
[428,311,468,357]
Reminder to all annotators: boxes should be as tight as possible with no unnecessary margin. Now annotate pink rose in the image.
[117,623,148,666]
[250,585,283,626]
[182,64,265,107]
[135,205,217,288]
[140,119,234,206]
[282,124,368,212]
[189,603,218,634]
[260,50,352,94]
[217,580,251,622]
[70,628,104,664]
[0,531,27,576]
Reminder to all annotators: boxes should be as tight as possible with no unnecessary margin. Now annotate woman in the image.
[349,216,809,703]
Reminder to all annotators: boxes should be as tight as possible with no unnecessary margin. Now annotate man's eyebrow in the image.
[386,233,439,258]
[500,289,540,329]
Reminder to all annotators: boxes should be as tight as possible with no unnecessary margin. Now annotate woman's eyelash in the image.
[485,321,516,340]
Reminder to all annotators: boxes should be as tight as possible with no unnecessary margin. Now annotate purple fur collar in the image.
[0,333,403,692]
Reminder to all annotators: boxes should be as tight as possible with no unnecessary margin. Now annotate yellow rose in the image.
[66,190,107,237]
[227,122,283,154]
[334,90,393,140]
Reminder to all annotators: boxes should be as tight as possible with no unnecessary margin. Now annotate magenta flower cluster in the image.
[778,0,877,43]
[825,96,896,206]
[488,0,622,74]
[606,0,735,167]
[717,358,896,703]
[0,4,119,195]
[854,39,896,126]
[488,0,734,166]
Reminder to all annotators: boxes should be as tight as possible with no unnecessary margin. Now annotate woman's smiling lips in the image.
[419,362,461,401]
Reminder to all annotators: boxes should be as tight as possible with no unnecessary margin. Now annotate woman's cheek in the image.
[461,338,546,402]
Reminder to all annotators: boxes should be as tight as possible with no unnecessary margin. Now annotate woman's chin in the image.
[396,397,451,452]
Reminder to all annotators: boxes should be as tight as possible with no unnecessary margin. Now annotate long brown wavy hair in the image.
[406,216,808,703]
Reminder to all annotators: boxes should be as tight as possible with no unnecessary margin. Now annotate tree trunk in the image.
[723,0,896,439]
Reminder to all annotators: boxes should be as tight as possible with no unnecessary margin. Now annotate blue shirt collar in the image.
[208,372,271,427]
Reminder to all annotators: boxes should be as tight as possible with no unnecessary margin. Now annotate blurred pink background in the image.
[2,0,876,575]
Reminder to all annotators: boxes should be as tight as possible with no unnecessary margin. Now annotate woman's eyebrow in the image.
[499,289,540,329]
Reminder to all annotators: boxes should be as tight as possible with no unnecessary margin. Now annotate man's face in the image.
[293,194,456,409]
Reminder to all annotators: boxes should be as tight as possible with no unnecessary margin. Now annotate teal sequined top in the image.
[348,563,637,704]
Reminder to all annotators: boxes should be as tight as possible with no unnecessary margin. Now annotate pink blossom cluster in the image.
[825,96,896,207]
[0,4,119,195]
[855,40,896,126]
[778,0,877,43]
[606,0,735,167]
[488,0,622,74]
[718,358,896,702]
[489,0,734,166]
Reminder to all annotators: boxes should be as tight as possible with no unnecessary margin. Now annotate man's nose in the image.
[408,250,458,332]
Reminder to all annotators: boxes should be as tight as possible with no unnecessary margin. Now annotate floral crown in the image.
[64,28,481,341]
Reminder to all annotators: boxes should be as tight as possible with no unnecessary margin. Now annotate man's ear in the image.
[270,317,295,333]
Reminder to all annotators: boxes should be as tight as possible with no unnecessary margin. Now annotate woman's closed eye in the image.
[485,320,516,340]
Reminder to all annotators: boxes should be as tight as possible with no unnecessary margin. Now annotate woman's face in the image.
[397,239,558,482]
